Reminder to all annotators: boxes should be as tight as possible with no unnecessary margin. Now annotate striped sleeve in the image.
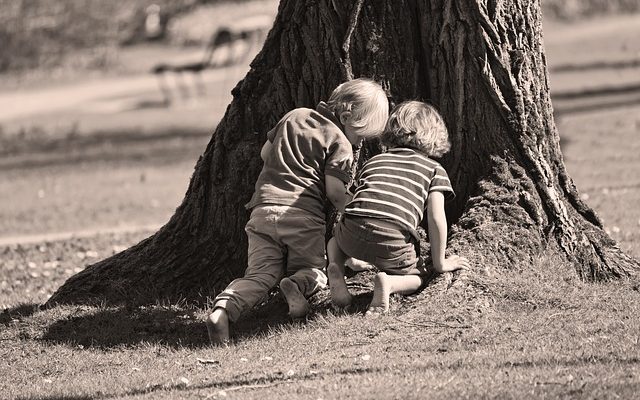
[429,165,455,199]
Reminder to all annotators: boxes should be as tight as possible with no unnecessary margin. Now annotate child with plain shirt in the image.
[206,78,389,345]
[327,101,470,314]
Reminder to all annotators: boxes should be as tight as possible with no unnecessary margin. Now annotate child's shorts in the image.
[334,215,426,275]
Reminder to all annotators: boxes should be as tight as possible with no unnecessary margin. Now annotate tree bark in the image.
[47,0,639,306]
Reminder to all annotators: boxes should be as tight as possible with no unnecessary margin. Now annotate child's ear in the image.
[339,111,352,126]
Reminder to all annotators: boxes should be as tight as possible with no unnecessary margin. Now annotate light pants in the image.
[214,205,328,322]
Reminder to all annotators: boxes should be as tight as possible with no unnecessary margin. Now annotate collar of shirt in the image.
[316,101,345,132]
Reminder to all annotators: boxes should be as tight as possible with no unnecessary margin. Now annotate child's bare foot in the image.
[327,262,353,308]
[280,277,310,318]
[367,272,391,314]
[206,308,230,346]
[364,306,386,318]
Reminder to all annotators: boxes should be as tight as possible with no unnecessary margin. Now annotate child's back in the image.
[245,105,354,219]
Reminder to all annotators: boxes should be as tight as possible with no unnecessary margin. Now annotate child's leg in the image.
[207,265,282,345]
[276,208,327,318]
[367,272,423,315]
[206,308,230,345]
[207,211,284,345]
[327,237,353,307]
[281,268,327,318]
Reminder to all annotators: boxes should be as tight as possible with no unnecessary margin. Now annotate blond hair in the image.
[381,101,451,157]
[326,78,389,138]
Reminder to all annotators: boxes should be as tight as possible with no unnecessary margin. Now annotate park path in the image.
[543,13,640,45]
[0,67,234,123]
[1,13,638,123]
[0,224,161,247]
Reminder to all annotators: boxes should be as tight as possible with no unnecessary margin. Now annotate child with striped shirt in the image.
[327,101,470,314]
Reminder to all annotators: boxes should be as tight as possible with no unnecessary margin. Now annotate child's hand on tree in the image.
[433,255,470,273]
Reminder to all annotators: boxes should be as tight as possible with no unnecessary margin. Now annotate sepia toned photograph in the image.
[1,0,639,398]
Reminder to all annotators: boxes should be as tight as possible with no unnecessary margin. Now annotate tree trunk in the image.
[47,0,639,306]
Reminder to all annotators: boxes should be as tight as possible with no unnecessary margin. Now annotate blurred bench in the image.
[151,15,272,104]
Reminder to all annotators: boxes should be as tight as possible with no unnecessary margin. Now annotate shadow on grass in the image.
[41,305,209,349]
[39,275,380,350]
[0,303,40,325]
[40,297,301,349]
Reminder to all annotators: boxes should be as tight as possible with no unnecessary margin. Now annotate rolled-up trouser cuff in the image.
[287,268,327,297]
[212,297,242,323]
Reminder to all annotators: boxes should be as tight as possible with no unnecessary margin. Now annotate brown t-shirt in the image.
[245,102,353,218]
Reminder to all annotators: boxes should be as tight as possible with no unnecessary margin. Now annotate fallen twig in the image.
[432,376,456,390]
[206,381,290,398]
[196,358,220,365]
[394,317,472,330]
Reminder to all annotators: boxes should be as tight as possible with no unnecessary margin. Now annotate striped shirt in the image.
[344,148,454,230]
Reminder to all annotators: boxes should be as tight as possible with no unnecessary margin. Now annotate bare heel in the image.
[280,277,310,318]
[206,308,230,346]
[327,262,353,308]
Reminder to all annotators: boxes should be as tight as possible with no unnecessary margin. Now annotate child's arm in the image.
[326,175,350,212]
[426,191,470,273]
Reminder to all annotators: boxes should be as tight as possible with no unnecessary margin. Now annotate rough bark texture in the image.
[47,0,639,306]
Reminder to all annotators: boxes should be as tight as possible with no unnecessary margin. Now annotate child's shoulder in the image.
[280,106,332,127]
[378,147,445,169]
[280,107,314,121]
[277,106,346,142]
[383,147,433,160]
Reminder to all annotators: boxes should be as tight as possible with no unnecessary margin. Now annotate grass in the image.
[1,254,639,399]
[0,126,209,238]
[0,232,151,308]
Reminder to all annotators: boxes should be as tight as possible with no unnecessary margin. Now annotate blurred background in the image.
[0,0,638,252]
[0,0,278,243]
